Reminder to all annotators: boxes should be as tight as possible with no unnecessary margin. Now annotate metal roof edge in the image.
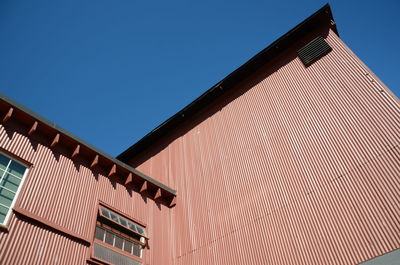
[117,4,337,162]
[0,93,176,195]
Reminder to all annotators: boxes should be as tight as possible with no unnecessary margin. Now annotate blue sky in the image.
[1,0,399,156]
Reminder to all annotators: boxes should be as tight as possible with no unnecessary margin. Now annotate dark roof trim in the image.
[118,4,338,161]
[0,93,176,195]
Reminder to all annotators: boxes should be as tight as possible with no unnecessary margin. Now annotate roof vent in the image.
[297,36,332,67]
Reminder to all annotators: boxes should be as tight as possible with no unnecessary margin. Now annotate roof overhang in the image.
[0,94,177,208]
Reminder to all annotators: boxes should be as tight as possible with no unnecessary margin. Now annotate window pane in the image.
[0,173,21,193]
[0,188,15,208]
[105,230,114,245]
[95,226,105,241]
[135,226,145,236]
[0,169,6,180]
[8,161,25,178]
[128,222,138,233]
[0,154,9,171]
[110,212,119,222]
[114,235,123,249]
[100,207,110,218]
[132,242,142,257]
[123,240,133,254]
[0,204,9,224]
[119,217,128,227]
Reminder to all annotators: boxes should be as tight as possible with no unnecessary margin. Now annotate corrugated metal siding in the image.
[131,27,400,265]
[0,214,87,264]
[0,123,174,265]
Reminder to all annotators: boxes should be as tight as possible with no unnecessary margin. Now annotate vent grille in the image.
[94,243,142,265]
[297,36,332,66]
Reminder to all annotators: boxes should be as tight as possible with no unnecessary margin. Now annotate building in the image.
[1,4,400,265]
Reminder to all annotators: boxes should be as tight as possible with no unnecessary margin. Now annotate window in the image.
[0,152,28,225]
[91,205,147,265]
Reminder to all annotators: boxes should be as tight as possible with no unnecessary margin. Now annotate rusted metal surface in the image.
[127,26,400,265]
[0,121,175,265]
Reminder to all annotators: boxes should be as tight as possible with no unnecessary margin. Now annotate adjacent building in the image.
[1,4,399,265]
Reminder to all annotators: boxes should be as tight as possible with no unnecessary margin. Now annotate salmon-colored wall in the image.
[128,26,400,265]
[0,121,175,265]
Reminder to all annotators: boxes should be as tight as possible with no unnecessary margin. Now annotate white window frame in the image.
[0,151,29,226]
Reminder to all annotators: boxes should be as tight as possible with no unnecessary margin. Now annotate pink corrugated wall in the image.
[0,123,175,265]
[0,214,87,264]
[129,26,400,265]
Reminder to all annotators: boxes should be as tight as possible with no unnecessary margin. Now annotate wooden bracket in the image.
[90,155,99,169]
[108,164,116,178]
[154,188,162,200]
[124,173,133,185]
[139,181,148,193]
[50,134,60,148]
[169,196,177,208]
[71,145,80,158]
[28,121,38,136]
[2,107,13,123]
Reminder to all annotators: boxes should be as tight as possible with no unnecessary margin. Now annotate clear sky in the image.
[1,0,399,157]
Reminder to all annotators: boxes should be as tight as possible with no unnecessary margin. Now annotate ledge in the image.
[13,207,91,245]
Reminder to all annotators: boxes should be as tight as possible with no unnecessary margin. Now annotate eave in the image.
[0,94,176,208]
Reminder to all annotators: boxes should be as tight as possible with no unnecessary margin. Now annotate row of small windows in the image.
[99,206,146,238]
[95,225,142,257]
[94,206,147,265]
